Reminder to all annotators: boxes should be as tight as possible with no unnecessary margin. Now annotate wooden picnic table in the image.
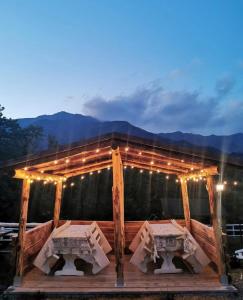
[129,220,210,274]
[34,221,112,276]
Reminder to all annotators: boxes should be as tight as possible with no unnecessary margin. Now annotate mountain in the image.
[18,111,243,154]
[158,131,243,155]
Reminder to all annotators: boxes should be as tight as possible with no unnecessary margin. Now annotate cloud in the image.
[215,75,235,97]
[82,76,242,134]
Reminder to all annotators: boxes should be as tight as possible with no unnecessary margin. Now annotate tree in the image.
[0,105,43,221]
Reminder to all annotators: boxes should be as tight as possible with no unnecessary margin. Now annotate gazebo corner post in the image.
[53,181,63,228]
[179,176,191,231]
[206,176,228,284]
[112,146,125,287]
[15,178,31,282]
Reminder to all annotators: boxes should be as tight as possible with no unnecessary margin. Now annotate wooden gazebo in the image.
[2,133,238,297]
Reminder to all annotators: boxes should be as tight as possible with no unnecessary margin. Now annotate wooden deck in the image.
[5,255,237,298]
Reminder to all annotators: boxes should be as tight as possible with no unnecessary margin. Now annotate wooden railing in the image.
[190,219,217,264]
[22,220,53,273]
[59,219,186,250]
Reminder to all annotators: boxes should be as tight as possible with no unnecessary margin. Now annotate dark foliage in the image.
[0,105,43,221]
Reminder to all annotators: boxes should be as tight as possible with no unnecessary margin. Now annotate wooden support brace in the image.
[206,176,227,284]
[180,179,191,231]
[112,146,125,287]
[16,178,31,278]
[53,181,63,228]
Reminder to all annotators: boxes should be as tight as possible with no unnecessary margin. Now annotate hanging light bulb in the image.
[70,182,75,187]
[140,169,143,173]
[166,175,169,180]
[125,147,129,152]
[81,175,85,180]
[234,181,238,186]
[96,148,100,153]
[65,158,70,164]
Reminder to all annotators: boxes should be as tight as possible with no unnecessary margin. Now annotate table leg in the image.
[55,254,84,276]
[154,252,182,274]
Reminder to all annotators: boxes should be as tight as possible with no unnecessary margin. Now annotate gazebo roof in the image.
[1,133,243,181]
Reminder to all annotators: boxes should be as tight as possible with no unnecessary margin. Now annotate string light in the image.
[157,169,160,173]
[150,161,154,165]
[167,162,171,166]
[41,170,44,174]
[138,152,142,155]
[89,172,93,175]
[65,158,70,164]
[124,166,127,169]
[98,170,101,174]
[107,166,111,170]
[44,181,47,185]
[96,148,100,153]
[190,167,194,171]
[224,181,227,185]
[125,147,129,152]
[81,175,85,180]
[166,175,169,180]
[70,182,75,187]
[24,167,28,171]
[109,151,112,155]
[54,160,58,164]
[131,166,134,169]
[63,184,66,189]
[82,158,86,163]
[140,169,143,173]
[234,181,238,186]
[149,171,153,174]
[181,160,184,163]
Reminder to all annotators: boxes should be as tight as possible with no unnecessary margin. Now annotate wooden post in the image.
[16,178,31,278]
[112,146,125,287]
[180,178,191,231]
[53,181,63,228]
[206,176,227,284]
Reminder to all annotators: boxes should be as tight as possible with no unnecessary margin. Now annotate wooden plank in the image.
[10,254,236,295]
[14,169,63,182]
[180,179,191,231]
[53,181,63,228]
[16,179,31,277]
[206,176,227,283]
[22,221,53,272]
[112,146,125,287]
[180,166,218,179]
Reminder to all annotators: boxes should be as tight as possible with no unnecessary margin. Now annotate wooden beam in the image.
[124,161,179,175]
[120,148,204,170]
[206,176,227,283]
[16,178,31,277]
[64,160,112,178]
[112,146,125,287]
[34,147,111,173]
[53,181,63,228]
[180,179,191,231]
[61,160,112,177]
[180,166,218,179]
[14,169,64,182]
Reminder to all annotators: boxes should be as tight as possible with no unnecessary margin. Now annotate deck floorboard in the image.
[7,255,236,295]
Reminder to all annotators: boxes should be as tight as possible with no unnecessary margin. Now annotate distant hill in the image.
[158,132,243,155]
[18,111,243,155]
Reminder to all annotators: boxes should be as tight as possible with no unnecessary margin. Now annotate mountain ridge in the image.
[17,111,243,154]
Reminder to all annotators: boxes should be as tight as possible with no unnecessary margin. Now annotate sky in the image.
[0,0,243,135]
